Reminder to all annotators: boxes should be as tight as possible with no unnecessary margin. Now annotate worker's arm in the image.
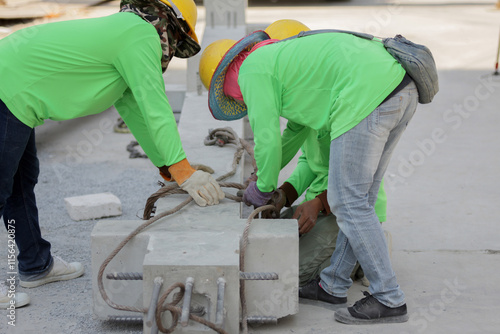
[114,90,178,167]
[280,121,310,169]
[239,71,282,194]
[113,36,185,168]
[282,144,326,234]
[114,93,189,181]
[242,118,309,206]
[113,32,223,206]
[291,181,387,234]
[281,152,317,206]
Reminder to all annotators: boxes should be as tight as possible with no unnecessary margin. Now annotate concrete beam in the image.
[91,215,299,331]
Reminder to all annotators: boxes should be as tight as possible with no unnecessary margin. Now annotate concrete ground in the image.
[1,0,500,333]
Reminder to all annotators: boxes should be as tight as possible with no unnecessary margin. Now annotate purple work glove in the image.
[242,181,273,207]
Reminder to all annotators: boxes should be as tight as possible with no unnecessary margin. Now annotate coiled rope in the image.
[98,127,268,333]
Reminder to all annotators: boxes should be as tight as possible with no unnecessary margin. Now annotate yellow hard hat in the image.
[199,39,236,90]
[160,0,199,43]
[264,19,311,40]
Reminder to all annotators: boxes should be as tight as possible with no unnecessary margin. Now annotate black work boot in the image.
[335,291,409,324]
[299,277,347,305]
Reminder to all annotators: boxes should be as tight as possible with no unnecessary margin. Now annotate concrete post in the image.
[186,0,248,93]
[204,0,247,29]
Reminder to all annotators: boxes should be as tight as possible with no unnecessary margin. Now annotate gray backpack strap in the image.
[281,29,376,42]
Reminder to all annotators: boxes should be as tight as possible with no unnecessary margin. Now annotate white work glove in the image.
[180,170,225,206]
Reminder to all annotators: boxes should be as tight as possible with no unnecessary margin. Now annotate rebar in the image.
[246,316,278,325]
[239,272,279,280]
[106,272,143,280]
[181,277,195,327]
[215,277,226,328]
[107,315,143,322]
[146,277,164,327]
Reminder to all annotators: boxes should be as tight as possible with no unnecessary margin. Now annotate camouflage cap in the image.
[120,0,201,71]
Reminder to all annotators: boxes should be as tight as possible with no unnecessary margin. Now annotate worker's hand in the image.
[261,189,286,219]
[163,159,224,207]
[293,197,323,235]
[242,181,273,208]
[243,170,258,188]
[180,170,225,206]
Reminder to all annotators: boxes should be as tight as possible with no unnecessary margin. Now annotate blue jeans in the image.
[321,81,418,308]
[0,99,53,278]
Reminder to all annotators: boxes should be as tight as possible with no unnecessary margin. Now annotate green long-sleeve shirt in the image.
[0,12,185,167]
[238,33,405,192]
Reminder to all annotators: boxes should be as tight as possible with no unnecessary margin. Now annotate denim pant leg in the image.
[320,81,418,307]
[0,100,52,277]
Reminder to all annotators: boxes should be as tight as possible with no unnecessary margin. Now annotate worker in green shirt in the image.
[0,0,224,308]
[258,21,389,289]
[199,22,417,324]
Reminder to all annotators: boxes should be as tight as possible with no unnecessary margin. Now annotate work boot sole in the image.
[299,278,347,305]
[334,308,409,324]
[299,297,347,311]
[20,266,84,288]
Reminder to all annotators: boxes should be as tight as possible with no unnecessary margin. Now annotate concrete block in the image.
[91,220,149,319]
[243,219,299,319]
[91,215,300,330]
[143,231,241,334]
[64,192,122,221]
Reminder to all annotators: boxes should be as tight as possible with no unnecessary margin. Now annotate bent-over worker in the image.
[0,0,224,308]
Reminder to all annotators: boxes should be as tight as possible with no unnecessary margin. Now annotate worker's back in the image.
[239,32,406,141]
[0,12,160,128]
